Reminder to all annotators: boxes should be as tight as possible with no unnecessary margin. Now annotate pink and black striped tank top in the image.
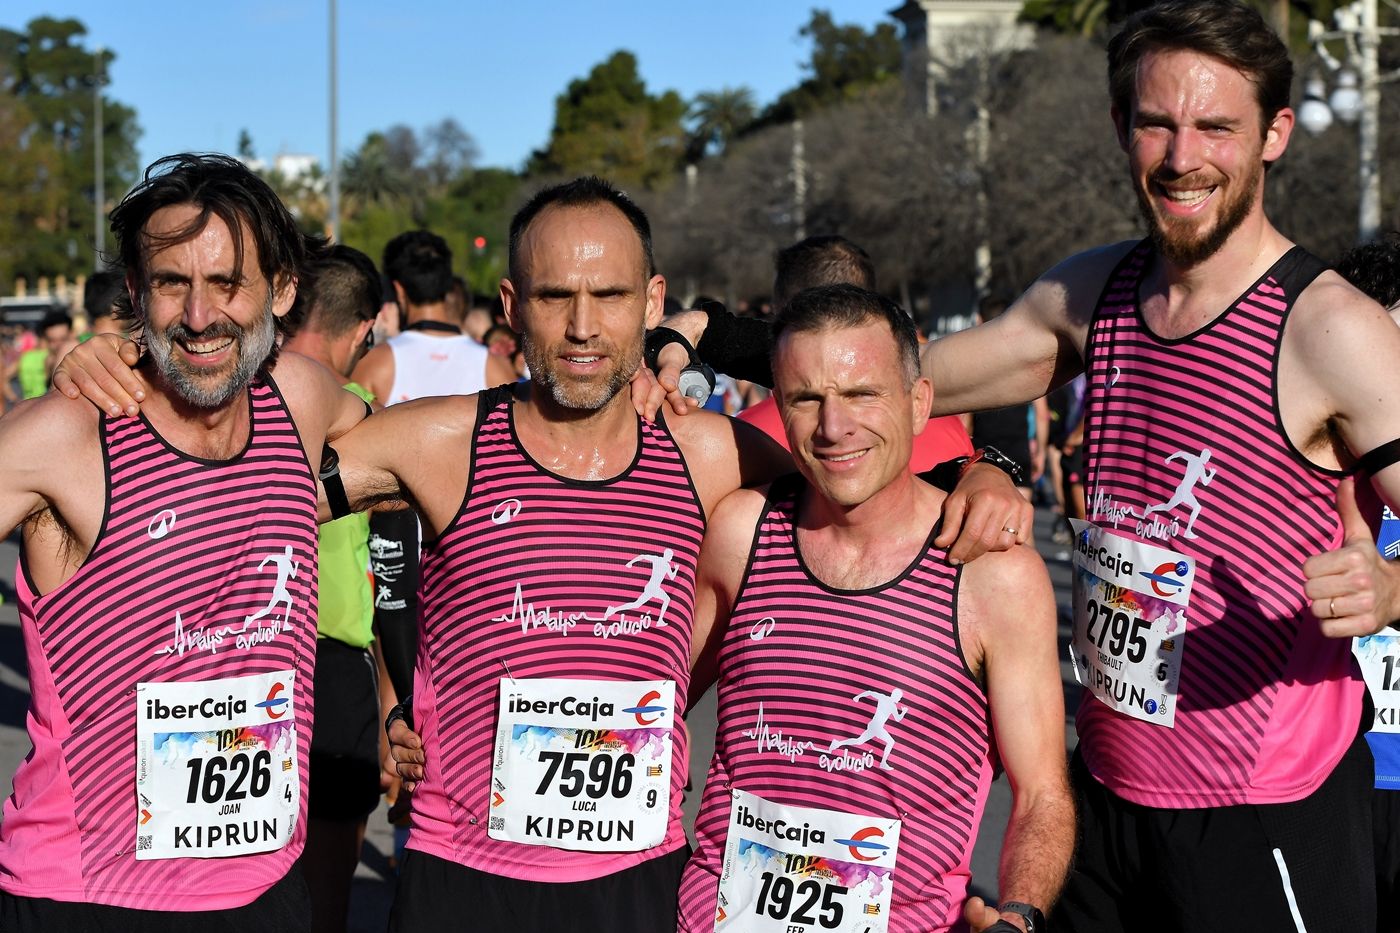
[0,377,318,909]
[1078,241,1359,807]
[678,476,991,932]
[408,385,705,881]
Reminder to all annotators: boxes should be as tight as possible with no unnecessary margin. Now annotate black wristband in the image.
[384,695,414,734]
[693,300,775,387]
[644,326,696,372]
[983,923,1023,933]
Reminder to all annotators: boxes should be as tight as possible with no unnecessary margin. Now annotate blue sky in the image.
[4,2,901,174]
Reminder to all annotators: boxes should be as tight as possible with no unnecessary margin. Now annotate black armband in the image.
[1359,437,1400,475]
[694,300,775,387]
[319,444,352,519]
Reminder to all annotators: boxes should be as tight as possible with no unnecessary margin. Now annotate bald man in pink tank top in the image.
[681,284,1072,933]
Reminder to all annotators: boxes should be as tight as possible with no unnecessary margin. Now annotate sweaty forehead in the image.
[1133,49,1257,117]
[774,321,904,385]
[518,203,645,281]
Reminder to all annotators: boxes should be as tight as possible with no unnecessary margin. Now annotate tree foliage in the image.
[0,16,140,284]
[338,118,514,297]
[759,10,902,126]
[529,51,687,189]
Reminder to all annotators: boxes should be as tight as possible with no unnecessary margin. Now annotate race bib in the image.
[1069,520,1195,727]
[135,670,299,860]
[1357,633,1400,734]
[714,789,900,933]
[489,678,673,851]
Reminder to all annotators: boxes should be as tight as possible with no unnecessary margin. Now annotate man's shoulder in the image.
[267,350,348,409]
[1294,267,1385,324]
[956,538,1053,627]
[665,408,785,462]
[0,391,100,454]
[1287,267,1396,362]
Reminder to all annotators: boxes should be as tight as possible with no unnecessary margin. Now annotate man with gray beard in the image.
[0,153,364,931]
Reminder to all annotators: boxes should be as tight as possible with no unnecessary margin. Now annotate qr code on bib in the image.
[489,817,504,831]
[137,836,152,851]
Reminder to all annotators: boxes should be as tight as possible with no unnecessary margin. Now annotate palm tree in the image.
[687,87,757,161]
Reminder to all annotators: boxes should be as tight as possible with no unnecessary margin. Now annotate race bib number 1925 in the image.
[714,789,900,933]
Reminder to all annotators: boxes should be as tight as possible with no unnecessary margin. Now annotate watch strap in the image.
[999,900,1046,933]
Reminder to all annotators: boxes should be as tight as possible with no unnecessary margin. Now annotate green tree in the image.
[529,50,687,188]
[759,10,901,126]
[0,16,140,281]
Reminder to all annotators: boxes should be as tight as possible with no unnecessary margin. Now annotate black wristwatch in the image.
[1000,901,1047,933]
[959,445,1027,487]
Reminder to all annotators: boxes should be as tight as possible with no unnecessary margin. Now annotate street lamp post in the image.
[328,0,340,243]
[93,46,104,270]
[1300,0,1400,242]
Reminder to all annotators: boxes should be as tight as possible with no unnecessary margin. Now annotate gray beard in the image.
[141,292,277,410]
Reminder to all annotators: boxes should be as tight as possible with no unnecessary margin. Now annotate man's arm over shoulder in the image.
[689,485,768,705]
[959,543,1073,928]
[666,409,792,517]
[926,241,1135,417]
[333,392,480,536]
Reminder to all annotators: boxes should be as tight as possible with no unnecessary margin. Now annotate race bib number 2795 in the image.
[1070,520,1195,728]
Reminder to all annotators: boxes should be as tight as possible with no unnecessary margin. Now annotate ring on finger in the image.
[1002,526,1018,536]
[1329,597,1337,619]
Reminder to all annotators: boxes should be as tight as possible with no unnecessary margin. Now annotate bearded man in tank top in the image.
[0,154,367,931]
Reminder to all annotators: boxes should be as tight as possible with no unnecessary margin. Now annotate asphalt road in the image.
[0,508,1078,930]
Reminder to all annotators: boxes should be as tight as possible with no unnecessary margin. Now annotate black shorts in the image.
[309,637,382,821]
[0,865,309,932]
[388,846,690,933]
[1377,787,1400,931]
[1053,734,1375,932]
